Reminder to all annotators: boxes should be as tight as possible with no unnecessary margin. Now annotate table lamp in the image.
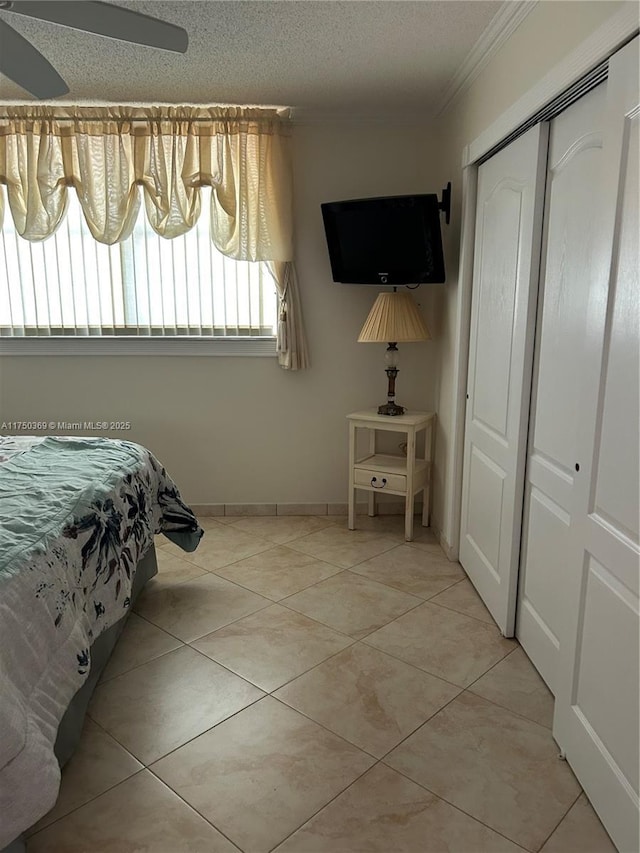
[358,290,430,416]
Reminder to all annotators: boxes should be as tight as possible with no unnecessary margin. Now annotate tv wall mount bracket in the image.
[438,183,451,225]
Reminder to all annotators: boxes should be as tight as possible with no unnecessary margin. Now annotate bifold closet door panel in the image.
[459,123,548,636]
[516,82,607,693]
[554,36,639,853]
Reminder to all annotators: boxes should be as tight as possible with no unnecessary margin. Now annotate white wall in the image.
[0,120,441,506]
[430,0,629,546]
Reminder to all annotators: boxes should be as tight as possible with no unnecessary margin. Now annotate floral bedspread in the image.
[0,436,203,847]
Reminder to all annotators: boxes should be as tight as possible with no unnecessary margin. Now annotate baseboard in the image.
[190,501,424,518]
[190,504,225,517]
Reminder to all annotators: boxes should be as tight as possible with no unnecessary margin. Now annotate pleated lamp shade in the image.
[358,291,431,343]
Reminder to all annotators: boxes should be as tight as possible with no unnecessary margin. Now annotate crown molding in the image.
[465,1,639,165]
[435,0,539,118]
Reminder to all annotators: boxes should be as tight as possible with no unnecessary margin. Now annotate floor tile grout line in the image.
[357,631,502,692]
[153,559,472,622]
[359,642,467,691]
[193,586,478,695]
[465,685,554,731]
[135,593,275,646]
[265,694,382,761]
[181,641,274,692]
[48,676,456,850]
[535,789,585,852]
[57,682,557,853]
[375,685,466,763]
[138,562,243,596]
[92,638,268,719]
[376,760,534,852]
[155,535,380,599]
[143,766,245,853]
[269,751,533,853]
[417,594,511,632]
[265,761,380,852]
[57,708,561,834]
[26,766,148,839]
[97,638,185,686]
[35,755,245,853]
[148,541,481,675]
[196,597,355,643]
[164,548,378,601]
[427,590,501,627]
[185,520,413,577]
[374,674,562,770]
[29,694,144,830]
[208,560,347,603]
[92,660,521,779]
[121,567,515,724]
[347,570,464,602]
[255,693,380,772]
[144,693,381,852]
[286,537,402,571]
[257,636,359,695]
[461,644,520,690]
[270,678,462,763]
[91,644,570,833]
[277,567,425,609]
[287,637,550,768]
[266,635,455,702]
[148,545,468,653]
[460,641,565,733]
[278,600,424,645]
[87,689,378,847]
[159,537,275,574]
[130,585,373,690]
[192,607,466,707]
[372,674,583,851]
[159,523,452,604]
[139,692,268,767]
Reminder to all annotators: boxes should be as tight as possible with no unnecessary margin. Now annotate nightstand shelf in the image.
[347,410,435,541]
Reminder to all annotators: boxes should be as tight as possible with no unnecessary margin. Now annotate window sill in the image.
[0,336,278,357]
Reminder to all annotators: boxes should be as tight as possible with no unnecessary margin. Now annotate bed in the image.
[0,436,203,850]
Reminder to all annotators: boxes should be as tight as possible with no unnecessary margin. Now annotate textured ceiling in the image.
[0,1,503,117]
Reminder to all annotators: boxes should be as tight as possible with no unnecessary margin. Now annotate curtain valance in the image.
[0,104,309,368]
[0,105,293,252]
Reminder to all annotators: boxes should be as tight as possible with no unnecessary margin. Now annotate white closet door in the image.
[459,124,548,636]
[516,83,607,692]
[554,37,639,853]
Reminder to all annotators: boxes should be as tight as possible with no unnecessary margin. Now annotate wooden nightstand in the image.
[347,410,435,542]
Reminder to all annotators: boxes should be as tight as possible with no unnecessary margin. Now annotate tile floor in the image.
[26,515,618,853]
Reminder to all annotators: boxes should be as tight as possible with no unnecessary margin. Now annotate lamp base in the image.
[377,401,405,416]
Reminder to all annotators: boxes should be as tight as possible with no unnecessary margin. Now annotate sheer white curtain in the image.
[0,105,309,368]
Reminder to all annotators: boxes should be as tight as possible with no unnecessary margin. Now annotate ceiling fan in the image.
[0,1,188,99]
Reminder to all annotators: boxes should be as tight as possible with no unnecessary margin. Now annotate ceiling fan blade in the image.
[0,18,69,98]
[5,1,188,53]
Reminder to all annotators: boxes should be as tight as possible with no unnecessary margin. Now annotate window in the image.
[0,188,277,339]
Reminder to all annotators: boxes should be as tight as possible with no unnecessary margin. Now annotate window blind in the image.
[0,188,277,338]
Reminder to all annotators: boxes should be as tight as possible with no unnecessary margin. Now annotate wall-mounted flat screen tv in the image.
[321,194,445,285]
